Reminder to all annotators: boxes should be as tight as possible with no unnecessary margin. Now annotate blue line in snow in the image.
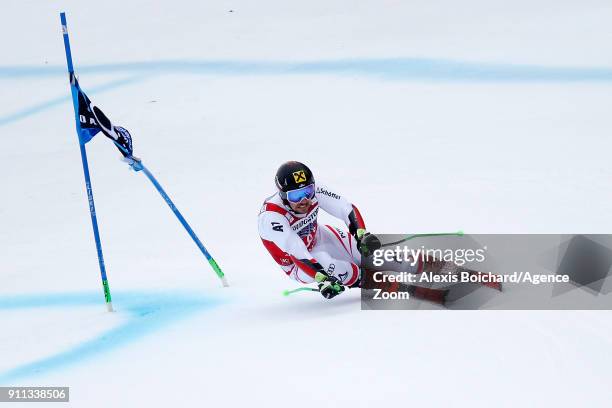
[1,58,612,82]
[0,75,144,127]
[2,57,611,129]
[0,291,222,384]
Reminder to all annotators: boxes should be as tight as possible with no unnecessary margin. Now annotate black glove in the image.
[315,272,345,299]
[357,231,382,257]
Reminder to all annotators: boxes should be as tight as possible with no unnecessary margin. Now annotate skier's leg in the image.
[288,264,317,284]
[310,225,361,287]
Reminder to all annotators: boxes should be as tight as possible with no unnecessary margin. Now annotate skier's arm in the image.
[315,185,364,234]
[258,211,312,261]
[347,205,366,238]
[316,184,380,255]
[258,212,345,298]
[258,211,333,280]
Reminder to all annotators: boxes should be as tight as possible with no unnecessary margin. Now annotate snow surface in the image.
[1,0,612,406]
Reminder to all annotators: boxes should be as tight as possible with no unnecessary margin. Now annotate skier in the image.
[258,162,499,304]
[258,161,382,299]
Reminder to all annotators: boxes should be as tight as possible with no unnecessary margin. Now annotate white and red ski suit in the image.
[258,185,365,286]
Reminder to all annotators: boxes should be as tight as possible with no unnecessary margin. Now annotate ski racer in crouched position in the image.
[258,161,382,299]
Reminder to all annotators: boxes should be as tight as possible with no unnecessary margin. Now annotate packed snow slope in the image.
[1,1,611,406]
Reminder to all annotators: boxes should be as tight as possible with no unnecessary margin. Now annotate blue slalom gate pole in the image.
[139,164,228,287]
[60,12,114,311]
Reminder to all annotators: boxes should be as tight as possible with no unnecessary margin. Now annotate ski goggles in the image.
[285,184,315,203]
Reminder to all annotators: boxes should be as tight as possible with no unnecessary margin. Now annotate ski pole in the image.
[132,159,228,287]
[381,230,464,247]
[282,287,319,296]
[60,12,114,312]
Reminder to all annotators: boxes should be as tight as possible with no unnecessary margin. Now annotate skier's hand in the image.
[315,271,345,299]
[356,229,382,257]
